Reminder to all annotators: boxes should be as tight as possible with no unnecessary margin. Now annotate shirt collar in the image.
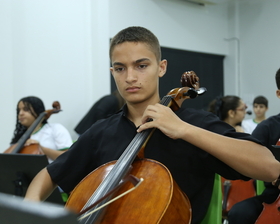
[120,104,128,118]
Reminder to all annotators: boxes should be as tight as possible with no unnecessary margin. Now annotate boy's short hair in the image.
[253,96,268,107]
[109,26,161,62]
[275,68,280,89]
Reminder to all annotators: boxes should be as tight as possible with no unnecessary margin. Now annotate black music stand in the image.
[0,192,77,224]
[0,154,64,205]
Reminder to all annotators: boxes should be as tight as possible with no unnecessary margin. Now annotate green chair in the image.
[256,180,266,195]
[201,173,222,224]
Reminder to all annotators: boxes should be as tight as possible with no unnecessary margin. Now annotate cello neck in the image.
[10,112,47,154]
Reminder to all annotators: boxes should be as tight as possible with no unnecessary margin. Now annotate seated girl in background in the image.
[8,96,73,162]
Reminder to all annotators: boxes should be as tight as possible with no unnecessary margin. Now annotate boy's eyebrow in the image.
[112,62,124,66]
[112,58,151,67]
[135,58,150,63]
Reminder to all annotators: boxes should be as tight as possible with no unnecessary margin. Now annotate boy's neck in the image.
[126,97,161,127]
[254,116,266,123]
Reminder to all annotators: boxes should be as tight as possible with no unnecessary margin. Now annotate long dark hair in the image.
[11,96,47,144]
[208,95,241,121]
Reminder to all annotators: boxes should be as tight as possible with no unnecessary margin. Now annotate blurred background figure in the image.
[208,95,248,132]
[242,96,268,134]
[228,69,280,224]
[74,90,125,135]
[208,95,255,223]
[7,96,73,163]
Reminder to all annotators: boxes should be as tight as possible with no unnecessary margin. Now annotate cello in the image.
[65,71,207,224]
[4,101,61,155]
[255,195,280,224]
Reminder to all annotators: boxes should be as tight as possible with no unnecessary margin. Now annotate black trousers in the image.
[227,188,279,224]
[227,196,263,224]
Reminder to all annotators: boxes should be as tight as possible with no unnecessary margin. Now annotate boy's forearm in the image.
[25,167,57,202]
[181,124,280,181]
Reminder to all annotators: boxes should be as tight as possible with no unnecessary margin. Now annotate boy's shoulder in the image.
[263,113,280,122]
[256,113,280,129]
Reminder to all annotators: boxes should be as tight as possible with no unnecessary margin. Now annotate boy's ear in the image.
[276,90,280,99]
[158,59,167,78]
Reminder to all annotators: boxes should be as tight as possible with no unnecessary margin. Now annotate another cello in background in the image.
[221,177,256,221]
[255,195,280,224]
[1,97,71,201]
[4,101,61,155]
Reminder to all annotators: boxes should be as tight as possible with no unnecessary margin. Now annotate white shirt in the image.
[31,123,73,163]
[242,119,258,134]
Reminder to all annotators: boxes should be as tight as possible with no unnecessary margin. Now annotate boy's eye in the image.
[139,64,147,69]
[114,67,124,72]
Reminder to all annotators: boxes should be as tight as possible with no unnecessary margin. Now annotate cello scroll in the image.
[167,71,206,110]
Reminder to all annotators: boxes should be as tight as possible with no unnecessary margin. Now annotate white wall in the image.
[239,0,280,119]
[1,0,279,152]
[0,0,110,151]
[109,0,228,55]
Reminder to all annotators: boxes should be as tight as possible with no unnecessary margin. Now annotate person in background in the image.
[228,68,280,224]
[74,89,125,135]
[8,96,73,163]
[24,27,280,224]
[208,95,252,221]
[208,95,247,132]
[242,96,268,134]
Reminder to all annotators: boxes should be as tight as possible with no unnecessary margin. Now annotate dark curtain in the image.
[160,47,224,111]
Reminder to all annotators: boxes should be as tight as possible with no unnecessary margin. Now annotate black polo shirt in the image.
[48,105,260,224]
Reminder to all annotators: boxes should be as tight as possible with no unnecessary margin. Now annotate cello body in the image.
[66,159,192,224]
[4,143,42,155]
[221,177,256,218]
[255,194,280,224]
